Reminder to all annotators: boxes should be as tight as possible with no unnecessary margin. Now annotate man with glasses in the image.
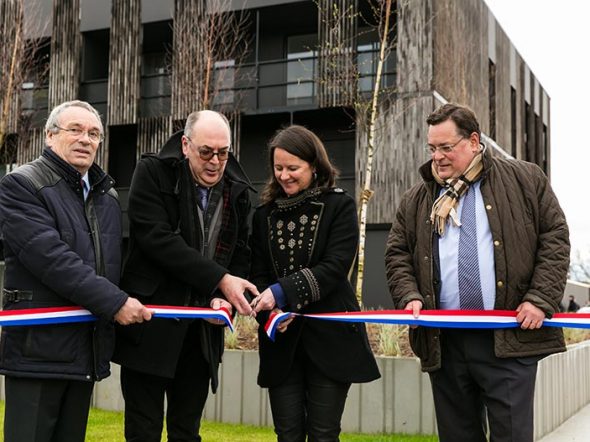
[112,110,258,441]
[385,103,569,441]
[0,100,152,442]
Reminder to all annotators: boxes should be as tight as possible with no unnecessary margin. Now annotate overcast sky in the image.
[483,0,590,260]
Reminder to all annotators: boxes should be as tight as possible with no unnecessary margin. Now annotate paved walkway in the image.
[538,403,590,441]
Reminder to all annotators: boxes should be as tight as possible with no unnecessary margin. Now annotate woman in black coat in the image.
[250,125,380,441]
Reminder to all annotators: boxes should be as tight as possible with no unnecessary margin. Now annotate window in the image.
[82,30,110,81]
[140,21,172,117]
[286,34,317,104]
[357,28,396,92]
[488,59,496,140]
[212,59,235,107]
[510,86,516,157]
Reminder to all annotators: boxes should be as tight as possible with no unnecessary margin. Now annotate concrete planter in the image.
[88,341,590,438]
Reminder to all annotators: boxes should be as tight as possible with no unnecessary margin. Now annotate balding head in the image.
[184,110,231,141]
[181,110,232,187]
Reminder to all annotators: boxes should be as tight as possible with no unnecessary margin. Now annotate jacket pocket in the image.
[515,327,555,343]
[23,323,89,363]
[409,328,428,360]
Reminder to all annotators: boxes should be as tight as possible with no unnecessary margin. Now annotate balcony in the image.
[211,47,396,114]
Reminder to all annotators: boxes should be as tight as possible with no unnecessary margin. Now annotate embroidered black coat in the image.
[111,131,252,392]
[250,188,380,388]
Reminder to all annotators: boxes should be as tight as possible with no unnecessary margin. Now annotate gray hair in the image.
[45,100,104,134]
[184,110,231,139]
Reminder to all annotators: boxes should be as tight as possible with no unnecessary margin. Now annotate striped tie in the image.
[197,186,208,211]
[458,187,484,310]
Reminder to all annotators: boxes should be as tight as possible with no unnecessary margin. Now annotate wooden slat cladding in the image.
[107,0,141,125]
[94,127,109,171]
[356,97,433,223]
[17,127,45,165]
[317,0,356,108]
[0,0,24,135]
[171,0,205,120]
[48,0,81,109]
[137,116,172,159]
[432,0,487,122]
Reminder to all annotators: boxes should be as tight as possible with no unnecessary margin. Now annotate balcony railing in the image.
[18,49,396,120]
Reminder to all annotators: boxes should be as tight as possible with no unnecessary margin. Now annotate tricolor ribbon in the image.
[0,305,234,332]
[264,310,590,341]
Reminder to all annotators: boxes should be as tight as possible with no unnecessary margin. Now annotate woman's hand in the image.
[250,287,277,314]
[274,308,294,333]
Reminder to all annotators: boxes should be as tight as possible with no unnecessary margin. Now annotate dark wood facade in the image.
[48,0,81,110]
[171,0,205,120]
[107,0,141,125]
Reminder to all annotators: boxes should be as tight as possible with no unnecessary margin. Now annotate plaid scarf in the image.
[430,150,484,236]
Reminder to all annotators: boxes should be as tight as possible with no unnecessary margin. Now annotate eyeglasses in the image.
[54,126,104,143]
[425,137,464,155]
[186,137,231,161]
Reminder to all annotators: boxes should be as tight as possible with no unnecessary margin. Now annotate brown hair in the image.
[260,125,338,204]
[426,103,481,138]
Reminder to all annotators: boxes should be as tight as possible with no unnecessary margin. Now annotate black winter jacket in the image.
[0,148,128,381]
[112,131,252,392]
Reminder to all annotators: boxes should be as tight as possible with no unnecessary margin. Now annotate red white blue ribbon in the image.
[264,310,590,341]
[0,305,234,332]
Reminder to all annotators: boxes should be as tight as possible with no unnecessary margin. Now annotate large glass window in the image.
[357,28,395,93]
[140,21,172,117]
[212,59,235,107]
[286,34,317,105]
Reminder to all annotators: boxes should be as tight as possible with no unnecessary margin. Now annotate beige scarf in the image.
[430,151,484,236]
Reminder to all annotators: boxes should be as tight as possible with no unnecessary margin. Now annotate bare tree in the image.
[570,250,590,284]
[315,0,397,305]
[0,0,25,153]
[171,0,252,120]
[1,0,49,170]
[354,0,394,305]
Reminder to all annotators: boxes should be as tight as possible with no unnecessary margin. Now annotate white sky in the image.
[484,0,590,259]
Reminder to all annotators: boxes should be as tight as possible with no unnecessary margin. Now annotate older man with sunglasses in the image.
[112,110,258,441]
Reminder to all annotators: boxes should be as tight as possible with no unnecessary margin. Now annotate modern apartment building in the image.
[1,0,551,306]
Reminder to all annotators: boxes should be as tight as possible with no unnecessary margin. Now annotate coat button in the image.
[497,281,504,288]
[486,204,492,210]
[494,240,500,246]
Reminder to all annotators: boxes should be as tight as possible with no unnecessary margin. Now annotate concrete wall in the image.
[87,343,590,439]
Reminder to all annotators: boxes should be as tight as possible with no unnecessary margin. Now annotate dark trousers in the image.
[430,329,539,442]
[121,324,211,442]
[3,376,94,442]
[268,347,351,442]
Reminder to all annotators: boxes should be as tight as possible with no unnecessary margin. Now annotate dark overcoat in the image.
[250,188,380,388]
[0,148,127,381]
[112,131,252,391]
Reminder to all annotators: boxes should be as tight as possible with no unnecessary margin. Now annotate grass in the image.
[0,401,436,441]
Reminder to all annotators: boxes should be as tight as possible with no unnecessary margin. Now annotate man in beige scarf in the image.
[385,103,570,442]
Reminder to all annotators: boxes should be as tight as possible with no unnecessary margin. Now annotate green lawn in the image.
[0,402,436,441]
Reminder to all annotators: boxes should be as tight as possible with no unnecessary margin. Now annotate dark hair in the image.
[260,125,338,204]
[426,103,481,138]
